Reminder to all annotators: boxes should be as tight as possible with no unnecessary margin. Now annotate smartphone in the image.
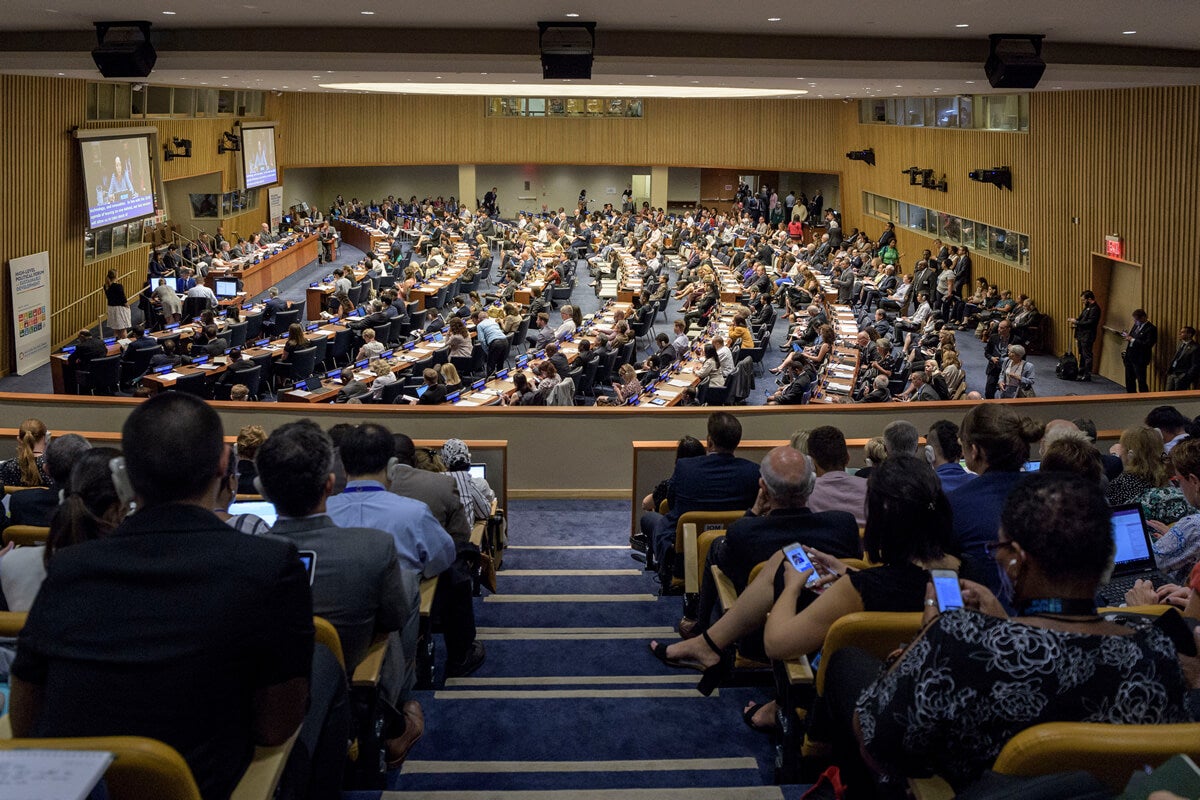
[298,550,317,586]
[782,543,820,587]
[930,569,964,612]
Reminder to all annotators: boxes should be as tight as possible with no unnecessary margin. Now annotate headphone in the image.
[386,456,401,482]
[802,454,818,497]
[109,456,138,515]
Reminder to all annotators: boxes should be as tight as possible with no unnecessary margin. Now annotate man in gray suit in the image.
[258,420,425,768]
[389,433,472,547]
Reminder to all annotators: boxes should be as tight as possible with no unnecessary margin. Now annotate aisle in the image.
[378,499,795,799]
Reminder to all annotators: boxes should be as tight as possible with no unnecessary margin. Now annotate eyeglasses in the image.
[984,540,1015,558]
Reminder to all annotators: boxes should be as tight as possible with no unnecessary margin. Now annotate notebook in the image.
[1097,504,1173,607]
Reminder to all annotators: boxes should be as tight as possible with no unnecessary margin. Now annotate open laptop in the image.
[1097,504,1173,606]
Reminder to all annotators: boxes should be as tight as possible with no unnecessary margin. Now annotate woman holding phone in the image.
[649,455,962,720]
[830,472,1199,796]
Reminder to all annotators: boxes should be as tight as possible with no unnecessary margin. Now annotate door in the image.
[631,174,651,211]
[1091,254,1142,385]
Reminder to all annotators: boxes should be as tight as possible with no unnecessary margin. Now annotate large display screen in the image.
[242,125,278,189]
[81,135,156,229]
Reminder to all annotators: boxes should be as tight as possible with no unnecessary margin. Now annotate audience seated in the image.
[838,472,1198,795]
[0,418,50,487]
[805,426,867,527]
[325,423,485,678]
[1106,425,1195,524]
[6,433,91,527]
[0,446,123,612]
[9,393,314,800]
[257,420,423,769]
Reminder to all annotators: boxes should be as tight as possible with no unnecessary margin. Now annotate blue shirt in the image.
[935,462,975,496]
[475,316,505,348]
[326,480,455,578]
[947,470,1025,596]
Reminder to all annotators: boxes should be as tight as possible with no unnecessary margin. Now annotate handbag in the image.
[1017,385,1036,398]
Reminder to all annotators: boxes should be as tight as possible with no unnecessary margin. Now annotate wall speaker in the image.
[539,21,595,80]
[985,34,1045,89]
[92,21,156,78]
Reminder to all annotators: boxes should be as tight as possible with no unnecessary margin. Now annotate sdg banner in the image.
[9,251,52,375]
[269,185,283,228]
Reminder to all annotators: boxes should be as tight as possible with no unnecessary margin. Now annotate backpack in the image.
[1056,351,1079,380]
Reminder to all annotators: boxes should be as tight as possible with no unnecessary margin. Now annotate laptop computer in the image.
[1097,504,1173,606]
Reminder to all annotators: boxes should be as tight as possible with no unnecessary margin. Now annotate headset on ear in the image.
[386,456,400,482]
[924,444,935,464]
[109,456,138,515]
[253,476,267,497]
[802,454,817,496]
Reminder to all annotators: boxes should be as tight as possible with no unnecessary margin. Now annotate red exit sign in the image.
[1105,235,1124,259]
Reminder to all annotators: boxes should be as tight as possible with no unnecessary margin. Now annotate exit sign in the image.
[1105,235,1124,259]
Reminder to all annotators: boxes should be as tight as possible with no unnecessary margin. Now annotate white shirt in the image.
[554,318,577,340]
[186,284,217,304]
[717,346,735,376]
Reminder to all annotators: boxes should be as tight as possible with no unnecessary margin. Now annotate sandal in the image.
[649,640,710,673]
[742,700,779,734]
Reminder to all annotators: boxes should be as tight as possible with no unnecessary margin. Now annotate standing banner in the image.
[8,251,52,375]
[268,186,283,228]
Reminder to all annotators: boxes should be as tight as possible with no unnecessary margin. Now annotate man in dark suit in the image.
[1165,325,1199,391]
[984,320,1014,399]
[682,445,859,635]
[7,434,92,527]
[1068,290,1102,381]
[263,287,290,334]
[1122,308,1158,393]
[648,412,762,585]
[952,245,972,298]
[258,420,423,770]
[216,348,257,388]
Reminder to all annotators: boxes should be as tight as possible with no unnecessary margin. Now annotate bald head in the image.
[1042,418,1090,453]
[759,445,815,509]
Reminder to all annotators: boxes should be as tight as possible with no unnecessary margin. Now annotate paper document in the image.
[668,378,692,388]
[0,748,114,800]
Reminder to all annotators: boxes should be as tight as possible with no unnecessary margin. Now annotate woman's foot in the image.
[743,700,779,734]
[649,636,721,671]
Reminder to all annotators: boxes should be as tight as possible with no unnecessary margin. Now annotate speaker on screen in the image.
[92,21,157,78]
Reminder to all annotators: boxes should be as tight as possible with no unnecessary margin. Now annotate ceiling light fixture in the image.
[360,10,374,14]
[565,12,579,17]
[322,81,808,99]
[767,17,780,21]
[162,10,176,14]
[1122,30,1136,34]
[955,23,968,28]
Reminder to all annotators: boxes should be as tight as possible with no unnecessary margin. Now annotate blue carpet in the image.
[383,499,790,796]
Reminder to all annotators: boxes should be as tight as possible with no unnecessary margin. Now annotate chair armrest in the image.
[908,776,955,800]
[419,575,439,617]
[784,658,814,685]
[351,633,389,688]
[469,520,487,549]
[711,565,739,614]
[230,728,301,800]
[682,523,700,595]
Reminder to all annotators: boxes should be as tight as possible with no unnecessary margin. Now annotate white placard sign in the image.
[8,250,52,375]
[268,185,284,227]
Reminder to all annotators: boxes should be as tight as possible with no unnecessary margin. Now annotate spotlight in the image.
[969,166,1013,190]
[131,82,145,91]
[217,130,241,154]
[985,34,1045,89]
[845,148,876,166]
[164,137,191,161]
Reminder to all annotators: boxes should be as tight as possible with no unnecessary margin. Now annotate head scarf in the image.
[441,438,471,470]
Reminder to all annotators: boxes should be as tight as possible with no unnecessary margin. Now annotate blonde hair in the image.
[237,425,267,459]
[370,358,392,377]
[16,418,48,486]
[440,362,461,385]
[789,429,810,454]
[1120,425,1170,487]
[864,436,887,466]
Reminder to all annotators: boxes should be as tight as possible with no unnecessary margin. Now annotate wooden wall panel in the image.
[266,94,844,172]
[0,75,266,374]
[4,78,1200,389]
[839,87,1200,388]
